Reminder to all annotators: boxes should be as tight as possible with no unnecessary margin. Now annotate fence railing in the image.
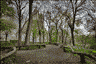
[63,46,96,63]
[0,47,17,63]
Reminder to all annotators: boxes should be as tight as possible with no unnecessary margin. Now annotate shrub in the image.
[10,40,18,43]
[90,44,96,50]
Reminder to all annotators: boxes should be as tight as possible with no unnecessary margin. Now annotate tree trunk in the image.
[95,28,96,42]
[33,32,34,44]
[95,24,96,43]
[65,34,67,44]
[34,34,36,43]
[5,34,8,41]
[61,29,63,44]
[28,31,31,44]
[71,28,75,46]
[47,32,48,43]
[40,34,41,44]
[57,29,58,42]
[56,23,58,43]
[0,31,1,41]
[80,54,86,63]
[49,32,51,44]
[18,24,21,47]
[43,31,44,43]
[18,0,22,47]
[0,0,2,41]
[25,0,33,45]
[39,30,41,44]
[16,33,18,39]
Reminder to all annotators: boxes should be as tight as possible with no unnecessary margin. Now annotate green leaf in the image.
[74,30,78,34]
[0,19,16,32]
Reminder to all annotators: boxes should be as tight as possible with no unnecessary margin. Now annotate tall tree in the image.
[0,0,16,41]
[18,0,22,46]
[24,0,33,45]
[65,0,87,46]
[15,5,40,40]
[8,0,29,46]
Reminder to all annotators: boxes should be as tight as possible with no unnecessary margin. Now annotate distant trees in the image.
[6,0,30,46]
[17,0,25,46]
[0,0,15,18]
[36,13,45,43]
[30,17,38,44]
[87,13,96,43]
[38,13,45,43]
[45,11,52,44]
[0,0,16,41]
[0,19,16,41]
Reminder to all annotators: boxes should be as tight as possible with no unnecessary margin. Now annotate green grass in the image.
[67,46,96,56]
[63,43,96,55]
[29,42,50,45]
[73,54,78,56]
[92,50,96,53]
[19,45,45,50]
[64,47,72,53]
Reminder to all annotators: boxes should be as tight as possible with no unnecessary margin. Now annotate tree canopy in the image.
[0,19,16,32]
[1,0,16,18]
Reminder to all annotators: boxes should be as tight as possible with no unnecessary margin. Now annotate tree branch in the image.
[21,2,29,10]
[88,13,96,22]
[77,0,86,8]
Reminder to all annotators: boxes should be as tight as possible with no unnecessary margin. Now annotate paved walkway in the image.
[15,45,81,64]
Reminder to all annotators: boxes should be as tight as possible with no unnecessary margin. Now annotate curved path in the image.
[15,45,81,64]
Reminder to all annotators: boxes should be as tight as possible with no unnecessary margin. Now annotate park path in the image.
[15,45,81,64]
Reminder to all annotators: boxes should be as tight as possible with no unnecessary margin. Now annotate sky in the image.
[1,0,96,42]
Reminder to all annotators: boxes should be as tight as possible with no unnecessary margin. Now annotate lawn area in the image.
[17,45,45,50]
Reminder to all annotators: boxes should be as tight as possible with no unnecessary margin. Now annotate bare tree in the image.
[87,13,96,43]
[51,5,62,43]
[15,7,39,40]
[1,0,26,45]
[44,11,52,44]
[38,13,45,44]
[39,13,45,43]
[45,7,66,44]
[36,12,44,44]
[24,0,33,45]
[64,0,87,46]
[5,0,29,47]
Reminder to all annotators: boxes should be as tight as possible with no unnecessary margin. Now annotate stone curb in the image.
[0,47,16,60]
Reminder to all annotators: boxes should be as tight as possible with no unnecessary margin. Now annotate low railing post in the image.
[80,54,86,63]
